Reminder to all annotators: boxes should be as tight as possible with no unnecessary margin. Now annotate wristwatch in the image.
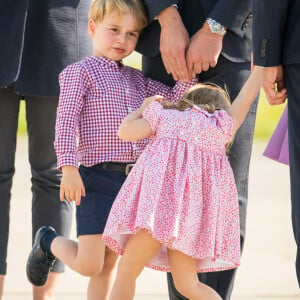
[206,18,226,36]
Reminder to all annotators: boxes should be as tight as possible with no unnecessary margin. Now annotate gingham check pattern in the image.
[55,56,196,168]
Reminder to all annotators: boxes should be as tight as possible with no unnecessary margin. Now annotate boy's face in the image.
[88,10,141,61]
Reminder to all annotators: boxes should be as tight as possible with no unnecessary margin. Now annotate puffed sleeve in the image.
[142,101,164,134]
[214,110,234,142]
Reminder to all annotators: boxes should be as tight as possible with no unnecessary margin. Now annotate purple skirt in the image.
[263,107,289,165]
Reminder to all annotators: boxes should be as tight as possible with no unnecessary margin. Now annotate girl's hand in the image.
[60,166,86,206]
[141,95,163,111]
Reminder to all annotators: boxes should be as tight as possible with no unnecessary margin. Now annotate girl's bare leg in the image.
[168,249,222,300]
[110,230,161,300]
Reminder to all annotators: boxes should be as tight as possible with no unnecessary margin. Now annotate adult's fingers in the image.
[263,82,287,105]
[201,62,210,72]
[161,54,179,80]
[175,52,190,81]
[209,59,217,68]
[161,54,172,75]
[193,63,203,75]
[161,51,189,81]
[277,80,286,94]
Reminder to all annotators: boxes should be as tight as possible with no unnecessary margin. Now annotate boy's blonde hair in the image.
[89,0,148,30]
[161,83,231,113]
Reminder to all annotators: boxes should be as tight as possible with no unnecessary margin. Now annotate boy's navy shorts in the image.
[77,164,128,236]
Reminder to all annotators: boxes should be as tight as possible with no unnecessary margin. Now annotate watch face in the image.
[207,18,226,35]
[212,23,222,32]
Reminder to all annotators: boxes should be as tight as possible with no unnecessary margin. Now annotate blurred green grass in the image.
[18,52,286,140]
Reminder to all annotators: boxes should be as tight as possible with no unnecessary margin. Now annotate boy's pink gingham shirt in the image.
[55,56,195,168]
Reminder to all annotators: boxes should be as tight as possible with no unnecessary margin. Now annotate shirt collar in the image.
[192,105,215,116]
[86,55,124,70]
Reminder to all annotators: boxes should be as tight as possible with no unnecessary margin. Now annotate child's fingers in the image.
[60,186,65,202]
[69,189,76,202]
[62,187,77,203]
[75,189,81,206]
[63,188,72,202]
[81,182,86,197]
[155,95,164,101]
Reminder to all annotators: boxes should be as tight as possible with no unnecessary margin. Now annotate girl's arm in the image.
[228,66,284,135]
[144,75,197,103]
[118,96,158,141]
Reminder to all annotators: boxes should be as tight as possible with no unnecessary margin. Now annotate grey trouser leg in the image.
[0,86,73,274]
[0,86,20,274]
[142,55,258,300]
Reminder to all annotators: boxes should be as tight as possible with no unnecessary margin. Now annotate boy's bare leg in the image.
[88,247,118,300]
[51,235,105,276]
[110,230,161,300]
[33,272,60,300]
[0,275,4,300]
[51,234,118,299]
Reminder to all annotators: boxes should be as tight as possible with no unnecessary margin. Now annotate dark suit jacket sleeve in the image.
[252,0,289,67]
[208,0,252,38]
[142,0,180,21]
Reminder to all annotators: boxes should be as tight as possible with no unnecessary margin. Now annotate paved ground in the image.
[2,137,300,299]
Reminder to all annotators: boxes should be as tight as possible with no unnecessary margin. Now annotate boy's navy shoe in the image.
[26,226,57,286]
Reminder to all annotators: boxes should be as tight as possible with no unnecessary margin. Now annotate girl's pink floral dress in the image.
[103,101,240,273]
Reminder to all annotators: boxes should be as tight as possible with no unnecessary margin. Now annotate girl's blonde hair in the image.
[161,83,231,113]
[89,0,148,31]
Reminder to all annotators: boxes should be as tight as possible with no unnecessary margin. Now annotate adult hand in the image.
[60,166,86,206]
[158,6,190,81]
[186,22,223,77]
[262,66,287,105]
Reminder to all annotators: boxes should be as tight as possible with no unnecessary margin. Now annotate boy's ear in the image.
[88,19,96,38]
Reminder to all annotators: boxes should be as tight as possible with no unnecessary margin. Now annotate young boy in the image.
[26,0,196,298]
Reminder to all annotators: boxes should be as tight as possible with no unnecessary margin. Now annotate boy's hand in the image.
[60,166,86,206]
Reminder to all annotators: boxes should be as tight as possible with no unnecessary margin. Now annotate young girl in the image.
[102,67,265,300]
[26,0,195,299]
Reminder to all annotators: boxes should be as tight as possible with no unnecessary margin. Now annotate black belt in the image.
[95,162,135,175]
